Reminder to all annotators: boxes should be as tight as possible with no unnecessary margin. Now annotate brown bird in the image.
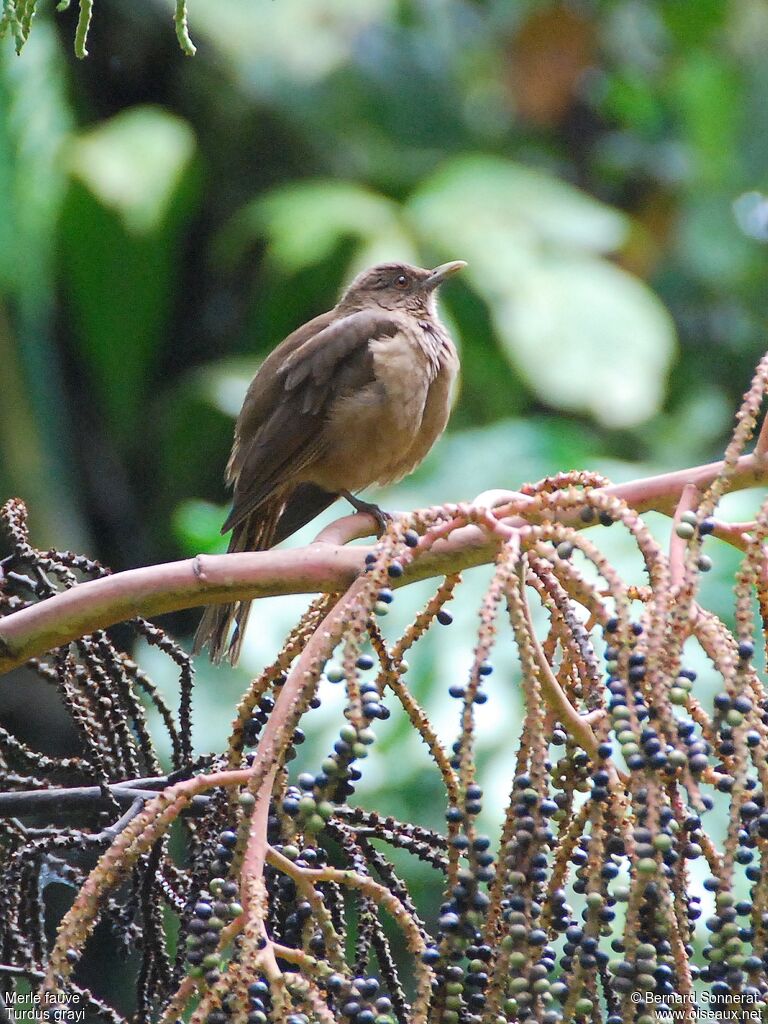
[193,259,466,664]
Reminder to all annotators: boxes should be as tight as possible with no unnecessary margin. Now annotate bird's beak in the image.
[422,260,467,291]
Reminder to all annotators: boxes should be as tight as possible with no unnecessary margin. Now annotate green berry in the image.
[238,791,256,812]
[298,796,316,815]
[317,801,334,820]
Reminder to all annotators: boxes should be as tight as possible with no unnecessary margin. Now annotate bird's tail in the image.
[192,499,284,666]
[193,484,338,665]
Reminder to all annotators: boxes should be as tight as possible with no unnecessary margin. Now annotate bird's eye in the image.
[394,274,409,289]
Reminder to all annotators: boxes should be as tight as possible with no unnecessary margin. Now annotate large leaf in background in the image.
[67,107,196,234]
[60,107,198,444]
[184,0,394,88]
[494,258,675,427]
[229,180,413,272]
[408,155,675,426]
[409,155,629,276]
[0,27,69,296]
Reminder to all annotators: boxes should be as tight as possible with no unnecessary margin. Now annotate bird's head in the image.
[338,260,466,316]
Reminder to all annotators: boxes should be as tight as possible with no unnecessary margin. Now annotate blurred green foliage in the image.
[1,0,765,566]
[2,0,768,766]
[2,0,768,992]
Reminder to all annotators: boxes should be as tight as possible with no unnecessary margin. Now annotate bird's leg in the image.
[340,490,392,536]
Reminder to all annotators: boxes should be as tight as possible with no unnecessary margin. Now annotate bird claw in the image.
[340,491,392,537]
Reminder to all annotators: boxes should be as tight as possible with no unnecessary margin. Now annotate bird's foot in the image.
[341,491,392,536]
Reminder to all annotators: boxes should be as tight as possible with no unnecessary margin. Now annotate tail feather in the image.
[192,498,284,664]
[193,484,339,665]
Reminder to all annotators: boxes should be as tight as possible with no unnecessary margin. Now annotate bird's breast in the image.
[306,324,457,493]
[369,330,435,421]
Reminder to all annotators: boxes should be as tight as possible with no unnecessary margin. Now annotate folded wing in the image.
[221,309,399,534]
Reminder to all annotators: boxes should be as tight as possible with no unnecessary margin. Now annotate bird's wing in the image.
[279,311,399,390]
[221,309,399,535]
[226,310,337,483]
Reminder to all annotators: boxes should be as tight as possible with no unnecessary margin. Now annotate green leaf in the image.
[66,106,196,235]
[662,0,726,45]
[173,499,229,555]
[493,258,675,428]
[407,155,673,427]
[603,71,663,135]
[60,106,199,443]
[185,0,393,87]
[245,180,404,272]
[0,22,71,296]
[408,155,629,292]
[671,53,741,189]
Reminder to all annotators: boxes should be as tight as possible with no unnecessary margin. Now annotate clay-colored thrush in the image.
[194,259,465,663]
